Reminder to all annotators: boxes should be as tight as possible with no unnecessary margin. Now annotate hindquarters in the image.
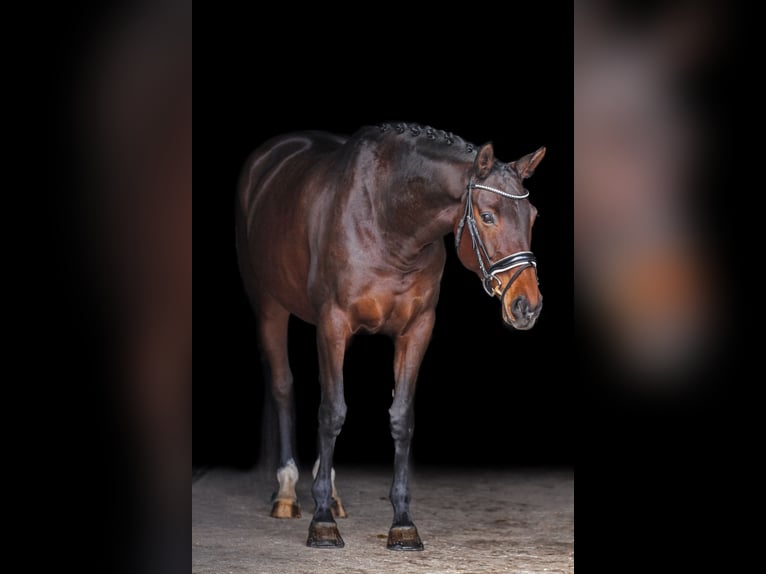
[235,131,346,322]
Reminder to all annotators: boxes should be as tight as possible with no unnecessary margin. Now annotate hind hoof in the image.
[387,525,424,551]
[307,521,345,548]
[270,499,301,519]
[331,497,348,519]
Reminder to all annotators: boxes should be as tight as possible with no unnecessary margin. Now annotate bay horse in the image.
[235,122,545,550]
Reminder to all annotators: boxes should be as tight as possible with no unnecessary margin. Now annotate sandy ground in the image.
[192,466,573,574]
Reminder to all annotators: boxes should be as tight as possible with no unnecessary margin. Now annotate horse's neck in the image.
[375,150,468,264]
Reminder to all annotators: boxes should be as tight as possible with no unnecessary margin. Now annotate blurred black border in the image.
[36,1,759,572]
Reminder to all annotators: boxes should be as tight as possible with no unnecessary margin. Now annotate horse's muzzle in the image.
[502,295,543,330]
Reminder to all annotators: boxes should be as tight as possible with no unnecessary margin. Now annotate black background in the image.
[194,6,574,469]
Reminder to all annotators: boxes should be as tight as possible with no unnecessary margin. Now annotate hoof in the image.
[387,525,424,551]
[270,499,301,519]
[331,497,348,519]
[307,521,345,548]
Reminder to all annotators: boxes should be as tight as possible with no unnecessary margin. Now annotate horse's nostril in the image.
[511,296,530,319]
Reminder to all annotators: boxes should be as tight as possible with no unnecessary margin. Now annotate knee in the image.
[319,401,347,435]
[269,370,294,404]
[271,383,293,404]
[389,405,413,441]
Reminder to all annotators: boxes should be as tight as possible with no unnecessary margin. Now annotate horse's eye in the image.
[480,212,495,225]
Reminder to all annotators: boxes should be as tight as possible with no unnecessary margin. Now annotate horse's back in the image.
[236,131,348,322]
[238,131,346,216]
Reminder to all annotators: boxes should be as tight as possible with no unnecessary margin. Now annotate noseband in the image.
[454,177,538,297]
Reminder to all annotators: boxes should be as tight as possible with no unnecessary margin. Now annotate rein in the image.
[454,177,538,297]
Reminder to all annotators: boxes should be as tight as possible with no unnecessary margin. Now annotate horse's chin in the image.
[503,316,537,331]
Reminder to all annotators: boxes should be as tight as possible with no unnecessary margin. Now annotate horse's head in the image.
[455,143,546,330]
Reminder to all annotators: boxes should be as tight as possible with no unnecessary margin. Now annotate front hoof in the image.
[307,521,345,548]
[270,499,301,519]
[386,525,424,551]
[331,497,348,519]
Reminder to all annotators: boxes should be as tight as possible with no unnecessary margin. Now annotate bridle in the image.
[454,175,538,298]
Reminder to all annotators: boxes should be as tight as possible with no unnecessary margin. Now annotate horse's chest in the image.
[348,284,434,336]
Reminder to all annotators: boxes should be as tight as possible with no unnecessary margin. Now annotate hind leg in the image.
[257,296,301,518]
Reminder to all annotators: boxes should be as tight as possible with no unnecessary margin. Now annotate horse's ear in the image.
[511,146,546,179]
[473,142,495,179]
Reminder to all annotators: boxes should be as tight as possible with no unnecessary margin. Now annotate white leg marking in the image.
[276,458,299,500]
